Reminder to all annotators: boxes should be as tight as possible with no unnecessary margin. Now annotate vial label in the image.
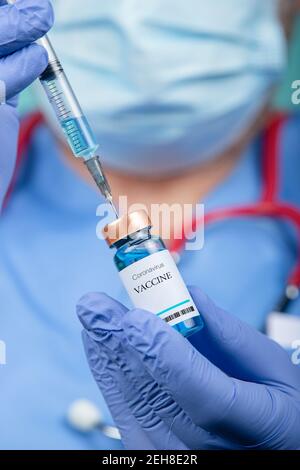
[119,250,200,327]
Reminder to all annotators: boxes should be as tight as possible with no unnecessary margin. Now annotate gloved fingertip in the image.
[81,329,97,359]
[122,309,147,346]
[188,285,227,327]
[77,291,105,311]
[188,286,268,370]
[77,291,113,324]
[41,0,55,34]
[188,285,215,311]
[76,292,127,332]
[81,330,111,379]
[122,308,170,352]
[123,308,155,333]
[29,43,49,76]
[16,0,55,38]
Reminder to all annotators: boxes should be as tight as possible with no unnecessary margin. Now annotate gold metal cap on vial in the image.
[103,210,152,246]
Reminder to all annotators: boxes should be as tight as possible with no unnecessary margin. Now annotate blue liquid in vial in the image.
[61,116,98,159]
[113,229,204,338]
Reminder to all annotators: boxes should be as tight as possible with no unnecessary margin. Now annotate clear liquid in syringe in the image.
[41,72,99,160]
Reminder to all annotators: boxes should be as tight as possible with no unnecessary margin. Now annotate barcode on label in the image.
[164,306,195,323]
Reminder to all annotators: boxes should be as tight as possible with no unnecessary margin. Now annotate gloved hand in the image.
[77,286,300,450]
[0,0,53,206]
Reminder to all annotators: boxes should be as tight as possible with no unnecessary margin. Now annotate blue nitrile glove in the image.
[77,286,300,450]
[0,0,53,206]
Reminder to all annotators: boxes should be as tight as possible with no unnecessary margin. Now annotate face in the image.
[42,0,285,175]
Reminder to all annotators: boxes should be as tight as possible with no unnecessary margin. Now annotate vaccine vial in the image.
[103,210,204,337]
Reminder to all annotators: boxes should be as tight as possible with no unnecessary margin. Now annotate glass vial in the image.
[103,210,204,338]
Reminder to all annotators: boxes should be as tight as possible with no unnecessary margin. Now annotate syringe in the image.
[39,36,118,217]
[7,1,118,217]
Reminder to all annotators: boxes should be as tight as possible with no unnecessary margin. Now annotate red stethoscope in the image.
[5,112,300,313]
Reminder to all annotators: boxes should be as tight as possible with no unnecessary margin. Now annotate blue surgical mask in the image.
[41,0,285,175]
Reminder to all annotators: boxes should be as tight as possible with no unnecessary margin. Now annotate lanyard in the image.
[6,112,300,312]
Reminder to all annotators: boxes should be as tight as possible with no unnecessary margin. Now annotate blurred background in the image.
[18,5,300,116]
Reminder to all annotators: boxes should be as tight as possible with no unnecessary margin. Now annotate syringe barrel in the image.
[40,66,82,121]
[37,35,58,65]
[39,37,98,159]
[38,36,82,119]
[6,0,99,160]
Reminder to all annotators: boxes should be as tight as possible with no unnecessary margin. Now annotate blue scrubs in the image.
[0,115,300,449]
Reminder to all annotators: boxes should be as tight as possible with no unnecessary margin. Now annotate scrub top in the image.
[0,114,300,449]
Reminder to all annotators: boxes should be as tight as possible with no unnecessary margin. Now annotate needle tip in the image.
[107,195,119,219]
